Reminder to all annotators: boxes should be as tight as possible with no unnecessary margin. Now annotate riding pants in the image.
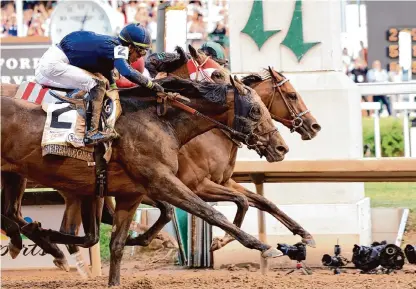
[35,45,97,92]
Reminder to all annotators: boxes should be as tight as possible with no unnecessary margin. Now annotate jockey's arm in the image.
[114,58,162,92]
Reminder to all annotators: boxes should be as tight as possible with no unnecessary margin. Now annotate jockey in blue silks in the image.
[35,23,163,145]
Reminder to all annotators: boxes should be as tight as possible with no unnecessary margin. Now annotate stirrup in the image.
[84,131,117,145]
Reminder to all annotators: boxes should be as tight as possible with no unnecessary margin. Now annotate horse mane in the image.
[241,68,282,86]
[119,77,228,113]
[241,74,263,86]
[145,46,189,78]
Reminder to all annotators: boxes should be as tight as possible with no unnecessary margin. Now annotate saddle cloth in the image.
[15,81,118,163]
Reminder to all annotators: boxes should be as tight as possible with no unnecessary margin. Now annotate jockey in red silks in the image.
[115,57,151,88]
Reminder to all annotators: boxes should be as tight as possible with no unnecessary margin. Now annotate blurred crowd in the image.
[343,41,408,117]
[1,1,56,37]
[1,0,229,54]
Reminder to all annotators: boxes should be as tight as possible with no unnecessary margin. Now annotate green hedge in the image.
[362,117,406,157]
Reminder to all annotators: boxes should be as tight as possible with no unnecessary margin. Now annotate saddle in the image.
[15,81,121,197]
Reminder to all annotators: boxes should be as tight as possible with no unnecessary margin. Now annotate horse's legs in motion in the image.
[227,179,316,247]
[125,199,173,247]
[1,172,69,270]
[108,195,143,286]
[1,214,23,258]
[58,193,103,278]
[148,174,282,257]
[103,196,173,248]
[194,178,249,251]
[21,194,102,247]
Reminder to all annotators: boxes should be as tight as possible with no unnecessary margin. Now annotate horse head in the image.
[242,67,321,140]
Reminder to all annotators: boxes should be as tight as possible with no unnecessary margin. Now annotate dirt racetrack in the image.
[2,262,416,289]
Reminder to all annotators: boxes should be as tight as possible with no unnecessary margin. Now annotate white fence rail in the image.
[357,82,416,158]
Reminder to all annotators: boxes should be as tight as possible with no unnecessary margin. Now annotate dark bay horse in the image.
[3,45,321,274]
[51,47,322,272]
[1,76,288,286]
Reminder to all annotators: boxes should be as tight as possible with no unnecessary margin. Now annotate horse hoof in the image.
[53,257,70,272]
[261,247,284,258]
[8,243,22,259]
[210,237,223,252]
[302,236,317,248]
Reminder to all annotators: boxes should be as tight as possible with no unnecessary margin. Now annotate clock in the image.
[49,0,122,44]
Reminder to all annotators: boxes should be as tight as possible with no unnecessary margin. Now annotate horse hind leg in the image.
[58,192,92,278]
[125,199,175,247]
[194,178,249,251]
[1,214,23,259]
[1,171,69,270]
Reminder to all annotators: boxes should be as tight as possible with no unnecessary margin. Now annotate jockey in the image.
[198,41,228,67]
[35,23,163,145]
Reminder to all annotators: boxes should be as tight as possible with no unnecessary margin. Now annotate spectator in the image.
[359,41,368,67]
[349,58,368,84]
[349,58,369,115]
[367,60,392,116]
[209,21,227,47]
[187,11,206,47]
[342,48,352,75]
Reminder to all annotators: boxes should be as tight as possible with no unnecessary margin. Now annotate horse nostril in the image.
[311,123,321,132]
[277,145,289,154]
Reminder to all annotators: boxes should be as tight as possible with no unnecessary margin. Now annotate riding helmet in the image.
[199,41,228,65]
[118,23,151,49]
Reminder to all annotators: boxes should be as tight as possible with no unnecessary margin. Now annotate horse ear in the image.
[234,75,243,85]
[188,44,198,59]
[229,75,236,87]
[268,66,276,79]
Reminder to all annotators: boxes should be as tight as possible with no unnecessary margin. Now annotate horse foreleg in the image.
[148,173,282,258]
[227,179,316,247]
[1,172,68,270]
[194,178,249,251]
[108,195,143,286]
[58,192,93,278]
[125,199,173,247]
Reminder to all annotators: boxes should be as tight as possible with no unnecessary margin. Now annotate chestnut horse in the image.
[2,45,321,275]
[1,76,287,286]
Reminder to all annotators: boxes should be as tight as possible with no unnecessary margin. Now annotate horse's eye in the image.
[249,105,261,120]
[288,92,298,100]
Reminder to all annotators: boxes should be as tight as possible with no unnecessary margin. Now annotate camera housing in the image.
[352,242,404,272]
[277,242,306,262]
[404,244,416,264]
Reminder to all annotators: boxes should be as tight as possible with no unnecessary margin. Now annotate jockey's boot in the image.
[84,79,118,145]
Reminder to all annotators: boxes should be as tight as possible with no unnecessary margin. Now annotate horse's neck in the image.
[170,65,190,79]
[170,108,228,147]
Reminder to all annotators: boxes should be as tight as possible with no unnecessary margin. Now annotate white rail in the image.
[358,82,416,158]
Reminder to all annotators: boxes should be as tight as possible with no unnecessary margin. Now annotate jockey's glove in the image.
[151,82,165,93]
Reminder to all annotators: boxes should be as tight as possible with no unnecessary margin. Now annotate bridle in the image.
[188,56,216,83]
[266,73,310,133]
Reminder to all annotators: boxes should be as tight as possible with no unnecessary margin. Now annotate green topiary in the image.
[362,117,407,157]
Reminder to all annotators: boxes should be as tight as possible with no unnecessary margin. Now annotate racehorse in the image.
[2,45,321,274]
[1,75,288,286]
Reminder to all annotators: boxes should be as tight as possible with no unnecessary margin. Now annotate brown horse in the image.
[54,48,321,270]
[1,75,287,285]
[2,46,320,272]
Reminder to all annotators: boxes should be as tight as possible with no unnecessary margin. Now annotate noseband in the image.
[268,77,310,133]
[188,56,216,83]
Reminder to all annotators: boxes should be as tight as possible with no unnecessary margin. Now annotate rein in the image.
[267,77,310,133]
[146,91,262,149]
